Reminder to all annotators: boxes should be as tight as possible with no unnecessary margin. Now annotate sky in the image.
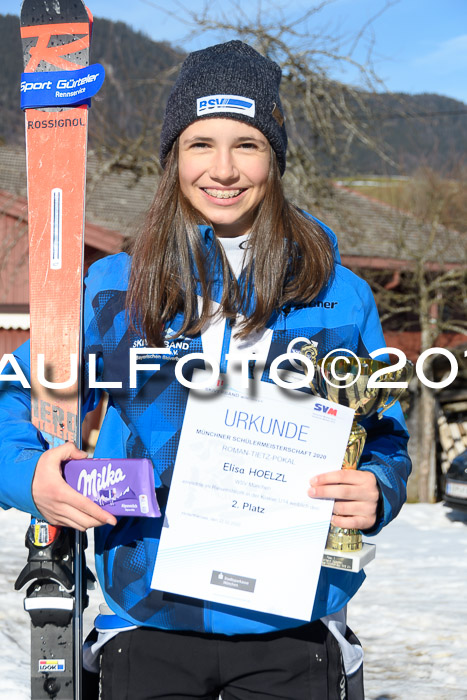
[3,0,467,104]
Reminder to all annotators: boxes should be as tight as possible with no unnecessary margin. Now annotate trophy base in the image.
[321,542,376,573]
[326,525,362,552]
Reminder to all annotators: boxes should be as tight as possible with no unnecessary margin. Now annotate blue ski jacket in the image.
[0,220,411,636]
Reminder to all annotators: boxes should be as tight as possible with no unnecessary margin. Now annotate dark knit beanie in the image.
[159,40,288,175]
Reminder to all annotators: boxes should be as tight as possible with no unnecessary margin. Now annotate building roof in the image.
[0,145,465,267]
[0,149,124,316]
[0,187,124,255]
[0,145,155,241]
[315,185,466,269]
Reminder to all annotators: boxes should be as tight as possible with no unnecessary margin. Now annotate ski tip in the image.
[20,0,89,26]
[86,7,94,40]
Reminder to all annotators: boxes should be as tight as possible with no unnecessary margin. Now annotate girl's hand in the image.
[32,442,117,531]
[308,469,380,531]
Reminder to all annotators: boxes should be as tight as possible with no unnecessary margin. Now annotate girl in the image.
[0,41,410,699]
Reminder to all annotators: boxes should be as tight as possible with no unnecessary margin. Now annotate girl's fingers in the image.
[309,470,380,530]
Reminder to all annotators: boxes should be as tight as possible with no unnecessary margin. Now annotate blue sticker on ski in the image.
[21,63,105,109]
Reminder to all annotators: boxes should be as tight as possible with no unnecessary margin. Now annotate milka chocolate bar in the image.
[63,458,160,517]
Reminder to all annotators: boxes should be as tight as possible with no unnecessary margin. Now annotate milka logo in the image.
[197,94,255,118]
[77,462,126,498]
[314,402,337,416]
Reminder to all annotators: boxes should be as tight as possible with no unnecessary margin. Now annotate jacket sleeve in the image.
[0,268,104,517]
[353,276,412,535]
[0,342,44,517]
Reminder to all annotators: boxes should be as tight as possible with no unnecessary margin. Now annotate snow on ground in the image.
[1,503,466,699]
[350,503,467,700]
[0,509,100,700]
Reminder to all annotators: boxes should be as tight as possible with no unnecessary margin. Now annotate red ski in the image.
[22,5,91,450]
[15,2,100,698]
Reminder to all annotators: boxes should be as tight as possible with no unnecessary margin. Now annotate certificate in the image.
[151,373,354,621]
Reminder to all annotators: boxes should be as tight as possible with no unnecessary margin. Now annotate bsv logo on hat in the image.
[197,95,255,118]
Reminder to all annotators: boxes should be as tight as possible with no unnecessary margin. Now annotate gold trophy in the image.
[300,346,413,571]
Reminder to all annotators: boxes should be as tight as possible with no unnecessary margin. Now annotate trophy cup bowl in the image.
[300,346,413,555]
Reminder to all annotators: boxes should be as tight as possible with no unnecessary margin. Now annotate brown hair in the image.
[127,139,335,345]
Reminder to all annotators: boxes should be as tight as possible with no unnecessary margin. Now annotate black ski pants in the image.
[99,621,347,700]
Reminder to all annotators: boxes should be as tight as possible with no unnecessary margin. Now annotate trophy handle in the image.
[309,382,319,396]
[377,391,404,419]
[377,361,414,419]
[300,343,319,395]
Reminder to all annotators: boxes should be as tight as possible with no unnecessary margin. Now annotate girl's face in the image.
[178,118,271,238]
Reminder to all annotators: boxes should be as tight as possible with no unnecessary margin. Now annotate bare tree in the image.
[91,0,399,204]
[362,170,467,502]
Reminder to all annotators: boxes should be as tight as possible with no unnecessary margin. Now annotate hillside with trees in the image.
[0,14,184,160]
[1,12,466,178]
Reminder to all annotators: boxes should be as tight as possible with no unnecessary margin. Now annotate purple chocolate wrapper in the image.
[63,458,161,518]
